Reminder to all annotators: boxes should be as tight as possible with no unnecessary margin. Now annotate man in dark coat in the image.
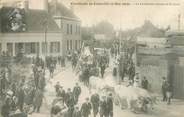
[55,82,61,95]
[73,83,81,104]
[72,106,81,117]
[65,88,74,107]
[141,77,149,90]
[33,89,44,112]
[100,62,106,78]
[34,71,39,89]
[81,98,92,117]
[66,89,75,117]
[106,93,113,117]
[161,77,167,102]
[1,98,11,117]
[99,96,107,117]
[57,87,65,102]
[61,56,66,67]
[83,66,90,86]
[38,73,46,91]
[165,81,173,105]
[49,63,55,78]
[90,93,100,117]
[0,72,7,95]
[17,87,25,112]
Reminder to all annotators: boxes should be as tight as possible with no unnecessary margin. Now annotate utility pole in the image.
[42,17,48,72]
[45,22,48,58]
[178,14,181,31]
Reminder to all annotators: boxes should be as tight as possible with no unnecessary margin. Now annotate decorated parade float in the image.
[74,44,157,114]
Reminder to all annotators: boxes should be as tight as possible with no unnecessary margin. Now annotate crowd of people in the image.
[0,51,81,117]
[0,56,48,117]
[78,48,110,87]
[0,53,66,117]
[0,46,175,117]
[51,81,113,117]
[33,55,66,79]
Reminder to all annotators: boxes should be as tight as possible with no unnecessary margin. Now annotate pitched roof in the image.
[49,2,80,21]
[25,9,60,32]
[0,7,60,33]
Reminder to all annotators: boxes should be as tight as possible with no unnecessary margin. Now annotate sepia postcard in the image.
[0,0,183,117]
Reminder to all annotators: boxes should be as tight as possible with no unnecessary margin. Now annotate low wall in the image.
[137,56,168,94]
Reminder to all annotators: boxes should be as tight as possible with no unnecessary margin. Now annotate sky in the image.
[62,0,184,30]
[1,0,184,30]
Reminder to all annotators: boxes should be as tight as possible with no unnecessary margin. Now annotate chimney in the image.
[178,14,181,31]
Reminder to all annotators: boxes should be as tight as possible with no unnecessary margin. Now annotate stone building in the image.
[49,0,82,55]
[0,7,62,57]
[0,0,82,57]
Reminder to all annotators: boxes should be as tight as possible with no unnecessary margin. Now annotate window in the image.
[25,43,36,54]
[70,40,72,50]
[67,24,69,34]
[75,25,78,34]
[70,24,72,34]
[36,43,39,54]
[78,26,80,35]
[7,43,13,56]
[67,40,69,50]
[75,40,77,50]
[42,42,47,53]
[50,42,60,53]
[15,43,24,55]
[79,40,81,48]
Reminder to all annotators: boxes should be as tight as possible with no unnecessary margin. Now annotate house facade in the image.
[0,7,62,58]
[0,0,82,57]
[49,0,82,55]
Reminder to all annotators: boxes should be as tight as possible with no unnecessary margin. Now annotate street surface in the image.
[29,62,184,117]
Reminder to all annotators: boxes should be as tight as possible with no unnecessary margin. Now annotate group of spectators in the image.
[112,52,135,83]
[33,55,66,79]
[0,69,45,117]
[51,82,82,117]
[89,92,113,117]
[52,81,113,117]
[0,55,51,117]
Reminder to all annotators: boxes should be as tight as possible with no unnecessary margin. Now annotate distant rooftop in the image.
[166,30,184,37]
